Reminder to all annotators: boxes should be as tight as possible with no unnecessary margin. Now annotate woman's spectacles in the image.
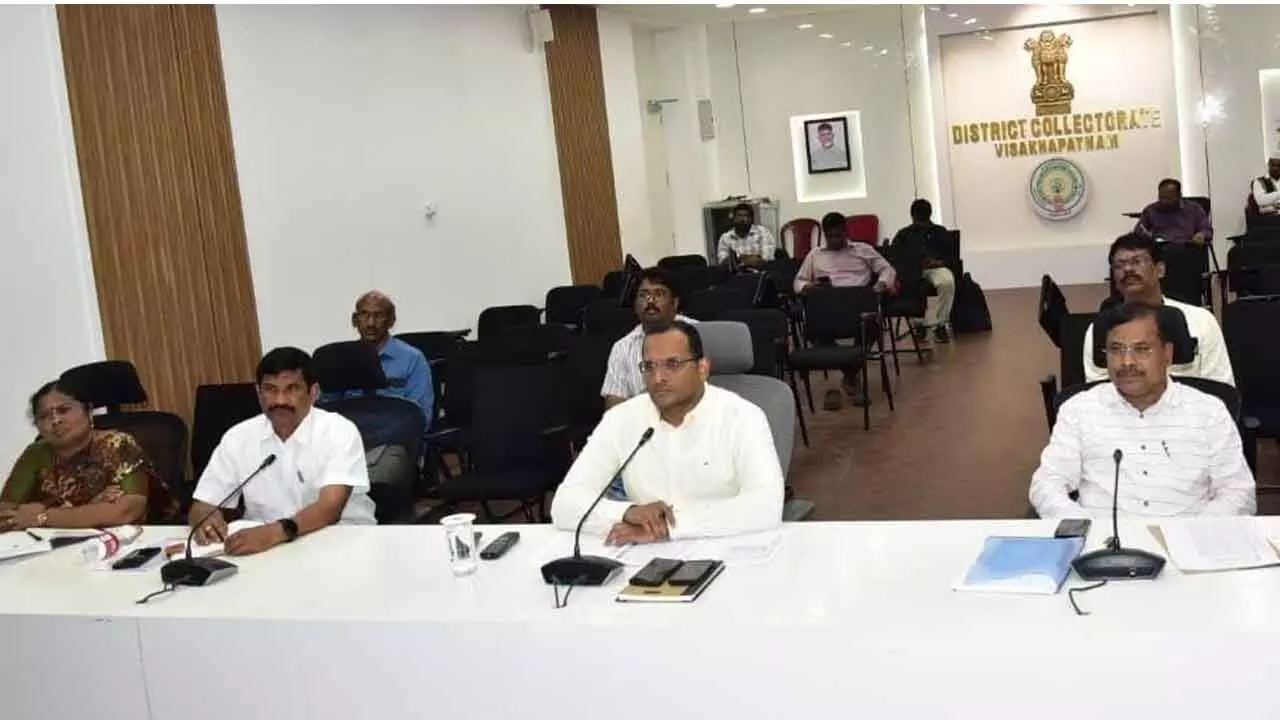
[638,357,698,375]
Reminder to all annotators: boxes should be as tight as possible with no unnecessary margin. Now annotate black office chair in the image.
[396,331,468,369]
[544,285,601,330]
[1224,296,1280,490]
[426,362,572,523]
[1159,240,1214,308]
[682,286,753,321]
[58,361,185,522]
[190,383,260,480]
[788,285,893,431]
[878,242,933,373]
[582,299,637,345]
[1038,275,1069,348]
[657,254,708,271]
[561,333,613,451]
[719,308,808,447]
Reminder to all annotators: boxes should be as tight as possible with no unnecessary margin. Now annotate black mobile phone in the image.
[630,558,683,587]
[668,559,717,587]
[111,546,162,570]
[480,531,520,560]
[1054,518,1091,539]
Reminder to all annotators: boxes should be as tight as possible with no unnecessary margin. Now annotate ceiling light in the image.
[715,3,737,8]
[862,44,874,51]
[879,48,888,56]
[839,41,852,47]
[948,12,959,18]
[748,7,768,14]
[818,33,833,39]
[926,6,941,11]
[797,23,813,29]
[963,17,977,25]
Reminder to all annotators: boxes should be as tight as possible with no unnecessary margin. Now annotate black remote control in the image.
[480,531,520,560]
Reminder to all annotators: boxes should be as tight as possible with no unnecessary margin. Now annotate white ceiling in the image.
[603,3,848,29]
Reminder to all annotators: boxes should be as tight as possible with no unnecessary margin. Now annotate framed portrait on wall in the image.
[804,117,851,174]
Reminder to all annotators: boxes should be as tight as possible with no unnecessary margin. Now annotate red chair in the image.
[845,214,880,247]
[781,218,820,260]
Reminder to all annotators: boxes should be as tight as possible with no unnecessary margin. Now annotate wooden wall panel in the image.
[57,5,261,430]
[544,5,624,285]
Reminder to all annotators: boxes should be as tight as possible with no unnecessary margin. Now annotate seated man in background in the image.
[191,347,376,556]
[326,291,433,422]
[1248,157,1280,231]
[890,198,956,344]
[717,202,776,267]
[1082,233,1233,385]
[601,267,697,410]
[553,321,783,543]
[795,211,895,408]
[1030,302,1254,518]
[1134,178,1212,246]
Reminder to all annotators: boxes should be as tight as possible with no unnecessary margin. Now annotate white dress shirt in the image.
[551,385,784,538]
[193,407,377,526]
[717,224,777,262]
[600,315,698,401]
[1253,177,1280,214]
[1081,296,1234,386]
[1029,382,1255,519]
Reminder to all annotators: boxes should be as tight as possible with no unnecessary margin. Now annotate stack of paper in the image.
[1157,519,1280,573]
[953,536,1084,595]
[0,532,52,562]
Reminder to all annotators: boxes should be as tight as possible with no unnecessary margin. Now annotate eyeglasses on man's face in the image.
[1105,342,1156,359]
[1110,255,1154,272]
[638,357,698,375]
[636,288,671,302]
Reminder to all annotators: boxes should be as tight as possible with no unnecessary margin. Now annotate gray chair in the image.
[697,321,814,521]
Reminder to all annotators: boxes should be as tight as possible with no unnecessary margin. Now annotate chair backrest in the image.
[544,285,601,328]
[697,320,795,474]
[1058,313,1097,387]
[1038,275,1069,348]
[191,383,260,480]
[94,412,187,521]
[671,264,729,296]
[717,308,789,378]
[682,286,754,321]
[1158,241,1209,306]
[781,218,820,261]
[1186,195,1211,216]
[845,214,879,246]
[477,304,541,342]
[395,331,465,366]
[60,360,148,412]
[484,323,574,365]
[761,258,801,298]
[468,362,570,472]
[562,333,614,437]
[319,395,424,524]
[601,270,627,301]
[802,285,880,342]
[582,299,638,345]
[1223,297,1280,417]
[312,341,387,395]
[657,254,708,271]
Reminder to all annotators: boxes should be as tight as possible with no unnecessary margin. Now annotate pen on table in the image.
[26,530,43,542]
[1161,440,1170,458]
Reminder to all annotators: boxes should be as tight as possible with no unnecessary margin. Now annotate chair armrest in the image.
[1241,415,1260,475]
[424,427,463,443]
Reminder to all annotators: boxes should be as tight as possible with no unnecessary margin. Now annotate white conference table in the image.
[5,518,1280,720]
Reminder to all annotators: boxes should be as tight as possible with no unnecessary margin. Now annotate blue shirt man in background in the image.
[336,291,434,424]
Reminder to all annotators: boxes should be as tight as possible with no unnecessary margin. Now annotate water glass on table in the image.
[441,512,479,576]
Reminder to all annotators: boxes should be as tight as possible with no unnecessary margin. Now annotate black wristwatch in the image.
[278,518,299,543]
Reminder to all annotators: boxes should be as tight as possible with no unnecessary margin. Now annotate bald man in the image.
[328,291,433,422]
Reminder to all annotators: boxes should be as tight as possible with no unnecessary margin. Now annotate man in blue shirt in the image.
[342,291,434,424]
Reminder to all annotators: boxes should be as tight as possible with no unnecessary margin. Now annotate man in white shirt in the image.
[190,347,377,555]
[601,267,697,410]
[1082,233,1233,385]
[1031,302,1254,519]
[717,203,776,267]
[554,320,783,543]
[1251,157,1280,216]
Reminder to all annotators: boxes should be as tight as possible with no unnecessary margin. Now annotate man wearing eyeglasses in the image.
[324,290,434,421]
[601,267,698,411]
[552,321,784,543]
[1030,302,1254,518]
[1081,234,1233,385]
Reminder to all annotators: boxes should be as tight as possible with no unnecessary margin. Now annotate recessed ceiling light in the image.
[748,7,768,14]
[797,23,813,29]
[715,3,737,8]
[839,41,852,47]
[963,17,977,25]
[879,48,888,56]
[862,44,874,51]
[948,12,959,18]
[818,33,833,39]
[926,6,941,11]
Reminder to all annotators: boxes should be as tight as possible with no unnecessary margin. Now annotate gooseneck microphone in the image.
[542,428,655,587]
[1072,448,1166,581]
[160,454,277,587]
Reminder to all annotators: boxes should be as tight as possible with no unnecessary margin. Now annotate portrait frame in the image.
[803,116,852,174]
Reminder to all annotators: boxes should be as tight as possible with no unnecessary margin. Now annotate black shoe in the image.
[934,326,951,344]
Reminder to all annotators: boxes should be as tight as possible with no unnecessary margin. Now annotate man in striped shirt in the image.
[601,267,697,410]
[1030,302,1254,518]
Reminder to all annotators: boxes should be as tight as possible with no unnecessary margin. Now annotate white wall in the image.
[0,6,105,468]
[215,5,570,352]
[599,10,661,266]
[720,7,920,232]
[632,25,676,263]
